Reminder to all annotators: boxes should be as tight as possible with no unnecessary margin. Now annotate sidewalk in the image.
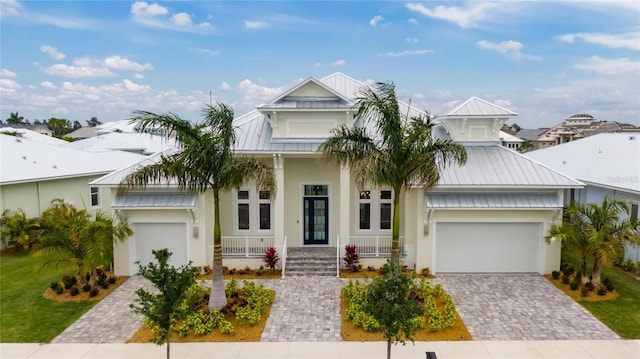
[2,340,639,359]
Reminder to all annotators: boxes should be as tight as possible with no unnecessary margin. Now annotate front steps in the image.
[284,247,338,277]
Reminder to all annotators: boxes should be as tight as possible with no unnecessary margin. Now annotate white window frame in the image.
[232,188,274,235]
[90,186,101,208]
[355,187,393,234]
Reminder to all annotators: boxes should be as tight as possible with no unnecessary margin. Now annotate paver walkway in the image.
[434,274,619,340]
[53,274,619,343]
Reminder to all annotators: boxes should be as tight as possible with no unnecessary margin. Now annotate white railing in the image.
[350,236,406,257]
[281,235,287,278]
[221,236,274,257]
[336,235,340,277]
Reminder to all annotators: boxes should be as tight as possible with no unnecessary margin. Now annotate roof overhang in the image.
[426,192,563,209]
[113,192,196,209]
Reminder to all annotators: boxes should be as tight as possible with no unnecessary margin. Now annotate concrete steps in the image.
[284,247,338,277]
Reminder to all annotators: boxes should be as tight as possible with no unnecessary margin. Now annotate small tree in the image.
[263,247,280,270]
[365,256,424,359]
[130,249,198,359]
[0,209,39,251]
[343,244,360,272]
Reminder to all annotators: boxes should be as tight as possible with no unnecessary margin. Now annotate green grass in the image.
[561,248,640,339]
[0,252,98,343]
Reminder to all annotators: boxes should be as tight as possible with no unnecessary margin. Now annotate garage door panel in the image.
[435,222,541,273]
[134,223,188,270]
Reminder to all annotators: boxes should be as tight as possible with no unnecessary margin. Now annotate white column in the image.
[339,163,350,248]
[273,154,285,247]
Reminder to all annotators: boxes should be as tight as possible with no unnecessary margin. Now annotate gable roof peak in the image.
[447,96,517,118]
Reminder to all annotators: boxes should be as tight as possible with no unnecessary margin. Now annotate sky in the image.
[1,0,639,129]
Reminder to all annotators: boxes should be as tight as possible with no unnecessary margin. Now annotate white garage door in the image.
[435,222,541,273]
[133,223,188,271]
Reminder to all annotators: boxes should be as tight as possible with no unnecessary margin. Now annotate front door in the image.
[303,185,329,245]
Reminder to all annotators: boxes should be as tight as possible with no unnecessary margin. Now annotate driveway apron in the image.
[434,274,619,340]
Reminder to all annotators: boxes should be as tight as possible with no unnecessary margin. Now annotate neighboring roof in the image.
[499,130,524,143]
[0,127,66,145]
[446,97,517,118]
[112,192,196,209]
[62,132,176,155]
[0,134,147,185]
[525,132,640,194]
[89,149,181,186]
[95,120,139,134]
[517,128,549,141]
[67,126,97,139]
[427,192,562,209]
[435,144,584,189]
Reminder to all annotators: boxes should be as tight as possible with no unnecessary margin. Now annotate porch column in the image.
[339,163,350,248]
[273,154,285,247]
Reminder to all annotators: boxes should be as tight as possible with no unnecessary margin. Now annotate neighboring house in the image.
[61,132,176,155]
[499,130,524,150]
[0,133,147,219]
[525,132,640,262]
[0,127,66,146]
[519,114,639,151]
[91,73,582,276]
[0,123,54,137]
[66,126,97,140]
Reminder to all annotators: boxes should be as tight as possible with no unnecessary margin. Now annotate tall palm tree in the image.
[6,111,25,124]
[546,196,636,284]
[33,199,132,285]
[320,82,467,260]
[120,103,275,309]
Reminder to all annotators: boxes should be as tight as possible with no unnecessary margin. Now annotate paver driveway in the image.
[434,274,619,340]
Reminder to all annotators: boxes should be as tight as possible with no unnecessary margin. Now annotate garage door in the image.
[133,223,188,270]
[435,222,541,273]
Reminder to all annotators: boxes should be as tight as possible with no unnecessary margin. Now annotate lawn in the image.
[561,248,640,339]
[0,252,98,342]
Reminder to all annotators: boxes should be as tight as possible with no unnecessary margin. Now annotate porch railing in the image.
[350,236,405,257]
[221,236,274,257]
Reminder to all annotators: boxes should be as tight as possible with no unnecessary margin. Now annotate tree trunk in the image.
[387,339,392,359]
[580,255,589,285]
[166,336,170,359]
[592,252,605,285]
[209,189,228,309]
[391,187,402,262]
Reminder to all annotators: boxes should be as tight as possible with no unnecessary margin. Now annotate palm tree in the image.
[33,199,132,285]
[120,103,275,309]
[6,111,25,124]
[320,82,467,260]
[546,196,636,284]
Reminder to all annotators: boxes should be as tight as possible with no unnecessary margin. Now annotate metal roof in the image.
[525,132,640,194]
[113,192,196,209]
[436,144,584,188]
[446,96,517,118]
[427,192,562,209]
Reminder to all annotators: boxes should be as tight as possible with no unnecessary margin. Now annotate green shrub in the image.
[49,281,61,291]
[108,276,117,284]
[603,277,615,292]
[69,287,79,296]
[55,286,64,295]
[580,287,589,297]
[597,285,607,296]
[569,281,579,291]
[89,287,99,297]
[82,284,91,292]
[551,270,560,279]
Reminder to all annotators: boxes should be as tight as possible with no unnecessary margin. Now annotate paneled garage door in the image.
[133,223,188,270]
[435,222,542,273]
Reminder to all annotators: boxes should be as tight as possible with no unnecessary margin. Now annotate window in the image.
[90,187,100,207]
[237,191,250,230]
[631,203,638,221]
[235,189,272,233]
[357,188,392,232]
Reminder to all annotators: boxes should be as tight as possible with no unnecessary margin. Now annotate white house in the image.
[92,73,583,276]
[0,133,146,219]
[499,130,524,150]
[525,132,640,261]
[62,132,176,155]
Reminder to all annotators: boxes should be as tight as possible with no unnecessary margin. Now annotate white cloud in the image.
[191,48,220,56]
[133,73,145,79]
[406,2,498,28]
[313,62,322,68]
[376,49,432,58]
[408,18,419,25]
[103,56,153,71]
[219,82,231,91]
[0,0,20,19]
[405,37,419,43]
[1,69,17,78]
[557,32,640,51]
[332,59,346,66]
[574,56,640,75]
[477,40,541,61]
[0,78,21,93]
[41,81,56,89]
[171,12,192,26]
[369,15,383,27]
[494,99,512,107]
[44,63,116,78]
[40,45,66,60]
[236,79,282,102]
[131,2,169,18]
[245,20,267,29]
[52,107,69,115]
[122,79,151,92]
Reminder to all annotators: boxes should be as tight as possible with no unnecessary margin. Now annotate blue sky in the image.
[1,0,639,129]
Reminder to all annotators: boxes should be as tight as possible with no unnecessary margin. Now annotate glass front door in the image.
[303,196,329,245]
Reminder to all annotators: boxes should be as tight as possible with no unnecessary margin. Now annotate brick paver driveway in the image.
[435,274,619,340]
